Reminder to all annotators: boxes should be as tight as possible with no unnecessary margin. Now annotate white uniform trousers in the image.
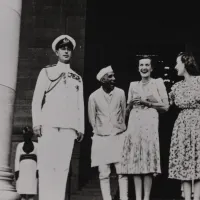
[38,126,76,200]
[99,163,128,200]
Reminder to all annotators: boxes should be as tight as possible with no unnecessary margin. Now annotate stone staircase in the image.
[70,176,119,200]
[69,174,183,200]
[31,174,182,200]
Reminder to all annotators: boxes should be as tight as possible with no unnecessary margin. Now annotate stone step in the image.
[70,178,119,200]
[70,196,103,200]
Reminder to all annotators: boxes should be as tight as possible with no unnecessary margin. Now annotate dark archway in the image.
[80,1,200,198]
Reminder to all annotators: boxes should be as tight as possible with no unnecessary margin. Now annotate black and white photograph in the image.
[0,1,200,200]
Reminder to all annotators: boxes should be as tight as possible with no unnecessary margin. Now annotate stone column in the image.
[0,0,22,199]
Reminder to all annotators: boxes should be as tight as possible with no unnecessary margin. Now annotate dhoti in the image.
[91,134,125,167]
[38,126,76,200]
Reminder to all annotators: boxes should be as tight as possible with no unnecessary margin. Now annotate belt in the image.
[20,154,37,162]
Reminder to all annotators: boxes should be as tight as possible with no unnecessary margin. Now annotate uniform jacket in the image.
[32,61,84,133]
[15,142,38,172]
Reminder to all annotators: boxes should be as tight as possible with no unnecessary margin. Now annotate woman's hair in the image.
[177,52,200,75]
[22,126,33,136]
[137,55,154,69]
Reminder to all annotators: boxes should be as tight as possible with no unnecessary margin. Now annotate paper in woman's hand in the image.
[146,95,158,103]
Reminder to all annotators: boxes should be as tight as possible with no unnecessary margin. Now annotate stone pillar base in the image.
[0,167,20,200]
[0,191,20,200]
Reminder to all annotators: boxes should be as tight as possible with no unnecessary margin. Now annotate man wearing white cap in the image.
[88,66,128,200]
[32,34,84,200]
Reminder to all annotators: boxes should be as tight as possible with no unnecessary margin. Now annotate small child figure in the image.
[14,126,38,200]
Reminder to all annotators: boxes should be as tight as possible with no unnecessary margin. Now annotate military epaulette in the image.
[45,64,56,68]
[68,72,81,82]
[44,65,63,82]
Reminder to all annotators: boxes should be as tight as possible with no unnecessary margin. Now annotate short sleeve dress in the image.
[15,142,38,195]
[168,76,200,181]
[120,78,168,174]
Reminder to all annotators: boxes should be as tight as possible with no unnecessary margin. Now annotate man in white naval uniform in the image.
[88,66,128,200]
[32,35,84,200]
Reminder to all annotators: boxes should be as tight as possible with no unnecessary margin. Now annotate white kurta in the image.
[88,87,126,167]
[15,142,38,195]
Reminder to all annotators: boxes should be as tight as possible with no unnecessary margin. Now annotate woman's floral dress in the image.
[168,76,200,180]
[120,78,168,174]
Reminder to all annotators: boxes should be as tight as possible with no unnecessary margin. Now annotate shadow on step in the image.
[114,175,181,200]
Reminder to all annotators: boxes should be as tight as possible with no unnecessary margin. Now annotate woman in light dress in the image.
[15,126,38,200]
[168,52,200,200]
[120,55,169,200]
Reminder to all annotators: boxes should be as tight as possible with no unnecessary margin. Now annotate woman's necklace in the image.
[141,78,151,85]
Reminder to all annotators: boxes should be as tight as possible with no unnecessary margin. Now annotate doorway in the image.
[81,1,188,198]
